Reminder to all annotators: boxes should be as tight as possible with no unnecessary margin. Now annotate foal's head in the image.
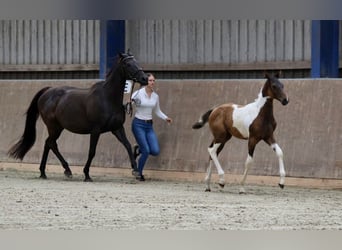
[263,72,289,105]
[118,52,148,86]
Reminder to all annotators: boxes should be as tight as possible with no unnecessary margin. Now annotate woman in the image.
[131,73,172,181]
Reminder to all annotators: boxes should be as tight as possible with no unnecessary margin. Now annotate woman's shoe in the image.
[136,175,145,181]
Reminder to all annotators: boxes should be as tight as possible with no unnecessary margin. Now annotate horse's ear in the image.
[275,71,282,78]
[264,72,270,79]
[127,49,132,56]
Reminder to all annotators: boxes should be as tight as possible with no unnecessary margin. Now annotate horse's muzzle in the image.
[281,98,289,105]
[136,75,148,85]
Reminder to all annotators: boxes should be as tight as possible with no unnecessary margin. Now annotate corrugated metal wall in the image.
[126,20,311,67]
[0,20,100,79]
[0,20,340,79]
[0,20,100,65]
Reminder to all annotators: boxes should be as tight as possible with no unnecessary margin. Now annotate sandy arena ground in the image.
[1,167,342,230]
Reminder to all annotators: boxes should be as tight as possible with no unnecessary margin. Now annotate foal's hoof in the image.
[64,170,73,178]
[205,188,211,192]
[84,178,93,182]
[278,183,285,189]
[239,188,246,194]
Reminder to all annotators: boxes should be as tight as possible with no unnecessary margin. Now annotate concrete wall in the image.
[0,79,341,179]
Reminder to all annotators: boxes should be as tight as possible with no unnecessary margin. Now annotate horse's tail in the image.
[192,109,213,129]
[8,87,50,160]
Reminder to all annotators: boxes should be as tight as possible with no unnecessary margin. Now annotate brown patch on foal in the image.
[209,104,247,141]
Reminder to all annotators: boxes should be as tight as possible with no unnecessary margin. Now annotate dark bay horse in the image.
[192,73,289,193]
[8,53,148,181]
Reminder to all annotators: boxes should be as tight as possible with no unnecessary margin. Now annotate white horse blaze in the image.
[232,92,268,138]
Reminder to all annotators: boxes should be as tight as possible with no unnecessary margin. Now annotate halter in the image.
[121,55,144,82]
[125,81,136,117]
[120,56,141,117]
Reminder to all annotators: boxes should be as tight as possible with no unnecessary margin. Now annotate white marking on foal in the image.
[271,143,286,186]
[232,91,268,138]
[208,143,225,186]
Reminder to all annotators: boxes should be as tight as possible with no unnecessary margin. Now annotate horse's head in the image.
[119,52,148,86]
[264,72,289,105]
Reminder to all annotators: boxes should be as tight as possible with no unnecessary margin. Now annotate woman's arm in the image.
[153,96,171,122]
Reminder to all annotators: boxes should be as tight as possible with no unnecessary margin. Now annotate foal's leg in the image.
[272,143,285,188]
[204,159,213,192]
[266,137,286,189]
[112,126,139,176]
[83,132,100,182]
[208,142,226,188]
[240,138,258,194]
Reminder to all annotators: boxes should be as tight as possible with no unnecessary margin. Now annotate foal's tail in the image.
[192,109,213,129]
[8,87,50,160]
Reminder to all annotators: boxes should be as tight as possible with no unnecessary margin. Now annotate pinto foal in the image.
[192,73,289,193]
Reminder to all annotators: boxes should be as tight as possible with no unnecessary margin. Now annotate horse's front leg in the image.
[240,138,258,194]
[271,143,285,189]
[112,127,139,176]
[83,132,100,182]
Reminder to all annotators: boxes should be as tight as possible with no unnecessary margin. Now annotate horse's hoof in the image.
[278,183,285,189]
[218,183,225,188]
[64,170,73,178]
[132,170,140,177]
[39,174,47,179]
[205,188,211,192]
[239,188,246,194]
[84,178,93,182]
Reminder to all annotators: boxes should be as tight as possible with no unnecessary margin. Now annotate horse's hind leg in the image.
[39,142,50,179]
[112,127,139,176]
[208,142,226,188]
[46,129,72,178]
[204,160,213,192]
[40,128,72,179]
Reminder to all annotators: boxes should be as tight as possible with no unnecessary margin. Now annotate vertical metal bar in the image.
[311,20,339,78]
[99,20,125,79]
[311,20,321,78]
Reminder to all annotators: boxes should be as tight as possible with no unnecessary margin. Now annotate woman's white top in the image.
[132,88,168,121]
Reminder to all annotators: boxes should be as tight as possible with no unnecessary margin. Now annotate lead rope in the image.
[125,81,136,117]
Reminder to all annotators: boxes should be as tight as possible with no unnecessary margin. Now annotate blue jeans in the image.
[131,118,160,175]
